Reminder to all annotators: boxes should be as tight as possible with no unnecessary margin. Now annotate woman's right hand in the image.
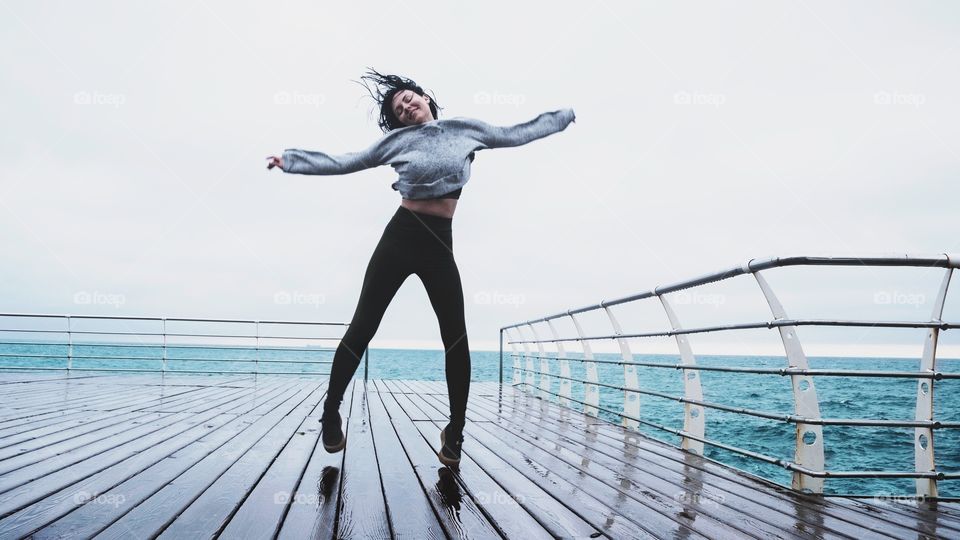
[266,155,283,170]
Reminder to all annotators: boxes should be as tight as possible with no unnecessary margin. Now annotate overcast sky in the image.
[2,1,958,358]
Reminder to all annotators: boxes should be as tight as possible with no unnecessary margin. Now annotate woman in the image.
[266,68,575,468]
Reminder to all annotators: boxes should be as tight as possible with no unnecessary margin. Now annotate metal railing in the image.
[499,254,958,499]
[0,313,369,378]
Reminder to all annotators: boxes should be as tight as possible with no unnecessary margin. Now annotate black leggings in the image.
[323,205,470,427]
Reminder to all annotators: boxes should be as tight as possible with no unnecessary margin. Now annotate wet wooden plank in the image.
[333,379,392,539]
[276,380,357,540]
[155,380,326,538]
[30,381,318,538]
[0,385,247,456]
[90,381,326,539]
[435,391,814,539]
[460,385,872,540]
[0,379,294,538]
[468,385,897,539]
[376,384,505,538]
[0,383,242,440]
[468,382,956,539]
[367,378,446,539]
[404,393,598,539]
[0,374,955,540]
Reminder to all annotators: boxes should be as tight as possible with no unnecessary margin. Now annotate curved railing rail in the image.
[498,254,958,499]
[0,312,368,377]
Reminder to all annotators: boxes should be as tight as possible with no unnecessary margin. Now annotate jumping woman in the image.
[266,68,576,468]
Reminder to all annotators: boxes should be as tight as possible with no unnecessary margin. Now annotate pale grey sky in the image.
[1,1,958,357]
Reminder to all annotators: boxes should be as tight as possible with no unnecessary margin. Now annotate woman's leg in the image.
[323,232,412,413]
[417,254,471,430]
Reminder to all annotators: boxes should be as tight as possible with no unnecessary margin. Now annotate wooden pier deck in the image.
[0,371,955,539]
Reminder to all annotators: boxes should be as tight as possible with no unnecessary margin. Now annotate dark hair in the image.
[354,67,442,133]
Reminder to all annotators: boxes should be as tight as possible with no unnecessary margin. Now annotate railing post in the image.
[498,328,504,388]
[568,312,600,417]
[601,302,640,431]
[364,348,369,382]
[162,318,167,373]
[526,323,551,400]
[518,327,535,391]
[503,327,523,387]
[753,269,825,493]
[658,292,706,455]
[66,315,72,373]
[254,320,260,375]
[915,267,952,498]
[546,319,572,407]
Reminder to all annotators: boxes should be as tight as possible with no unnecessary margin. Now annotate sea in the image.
[0,342,956,498]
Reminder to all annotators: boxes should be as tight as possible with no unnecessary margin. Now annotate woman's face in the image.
[391,89,433,126]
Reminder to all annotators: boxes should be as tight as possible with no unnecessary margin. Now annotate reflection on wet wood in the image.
[0,372,955,539]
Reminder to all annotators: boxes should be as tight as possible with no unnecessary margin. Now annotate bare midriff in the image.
[400,198,457,219]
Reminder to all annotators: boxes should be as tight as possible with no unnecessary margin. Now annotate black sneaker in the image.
[320,410,346,453]
[438,423,464,467]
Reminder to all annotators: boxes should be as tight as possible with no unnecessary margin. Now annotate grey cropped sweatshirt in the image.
[281,108,576,200]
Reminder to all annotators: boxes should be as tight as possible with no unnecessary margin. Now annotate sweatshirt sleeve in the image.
[464,108,576,149]
[281,138,385,175]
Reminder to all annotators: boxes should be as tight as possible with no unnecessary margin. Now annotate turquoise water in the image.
[0,342,956,497]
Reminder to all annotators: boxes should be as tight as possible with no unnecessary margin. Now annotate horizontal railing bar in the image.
[513,366,959,428]
[502,254,958,330]
[0,341,336,353]
[510,353,960,380]
[512,381,807,470]
[506,318,958,345]
[0,354,332,364]
[0,365,330,375]
[0,329,341,340]
[512,382,950,479]
[0,312,349,326]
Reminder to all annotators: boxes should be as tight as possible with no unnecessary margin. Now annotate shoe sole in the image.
[323,436,346,453]
[437,428,461,467]
[321,425,346,453]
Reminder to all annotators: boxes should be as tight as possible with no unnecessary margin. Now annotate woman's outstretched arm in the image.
[275,138,386,175]
[461,108,576,149]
